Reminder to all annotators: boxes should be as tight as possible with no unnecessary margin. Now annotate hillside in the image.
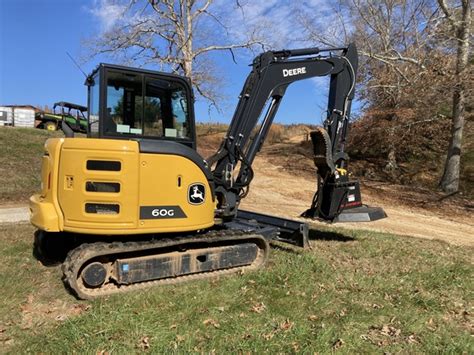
[0,128,62,204]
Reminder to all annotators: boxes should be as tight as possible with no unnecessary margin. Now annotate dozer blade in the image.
[62,230,269,300]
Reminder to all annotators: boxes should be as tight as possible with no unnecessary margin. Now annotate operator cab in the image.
[86,64,196,148]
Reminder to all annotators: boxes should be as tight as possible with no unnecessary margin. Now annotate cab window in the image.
[103,70,191,139]
[105,72,143,135]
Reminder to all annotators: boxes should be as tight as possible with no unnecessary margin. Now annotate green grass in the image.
[0,127,62,204]
[1,224,472,353]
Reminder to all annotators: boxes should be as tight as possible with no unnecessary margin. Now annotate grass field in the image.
[0,223,472,353]
[0,127,62,204]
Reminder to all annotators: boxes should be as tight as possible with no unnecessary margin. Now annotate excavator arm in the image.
[208,43,380,221]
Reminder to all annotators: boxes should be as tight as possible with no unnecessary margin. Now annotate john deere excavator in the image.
[30,43,385,299]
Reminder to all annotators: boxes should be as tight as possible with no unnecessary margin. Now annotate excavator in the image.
[30,43,385,299]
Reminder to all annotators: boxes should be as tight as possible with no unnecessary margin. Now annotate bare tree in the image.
[438,0,472,193]
[87,0,265,108]
[300,0,474,193]
[300,0,443,171]
[301,0,440,106]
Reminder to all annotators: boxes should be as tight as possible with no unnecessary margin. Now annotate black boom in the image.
[207,43,384,222]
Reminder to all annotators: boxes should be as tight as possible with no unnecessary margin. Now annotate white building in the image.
[0,105,37,128]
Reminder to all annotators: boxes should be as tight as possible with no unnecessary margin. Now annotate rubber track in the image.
[62,229,269,300]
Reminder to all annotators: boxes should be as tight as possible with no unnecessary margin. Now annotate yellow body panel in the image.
[30,138,215,235]
[30,138,65,232]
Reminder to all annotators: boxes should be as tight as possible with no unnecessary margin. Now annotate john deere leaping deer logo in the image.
[188,183,205,205]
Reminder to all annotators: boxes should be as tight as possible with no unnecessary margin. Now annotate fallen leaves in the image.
[426,317,438,331]
[279,319,294,331]
[250,302,266,314]
[261,318,296,341]
[139,336,150,350]
[203,318,220,328]
[291,341,300,352]
[170,334,189,350]
[0,322,13,347]
[380,324,401,337]
[332,338,344,350]
[262,331,275,340]
[362,321,420,347]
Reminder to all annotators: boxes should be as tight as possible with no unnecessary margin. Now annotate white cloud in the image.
[212,0,334,51]
[223,0,298,49]
[89,0,127,32]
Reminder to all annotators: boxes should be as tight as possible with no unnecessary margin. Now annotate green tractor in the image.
[36,101,88,133]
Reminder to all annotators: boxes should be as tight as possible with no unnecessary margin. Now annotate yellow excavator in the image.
[30,43,385,299]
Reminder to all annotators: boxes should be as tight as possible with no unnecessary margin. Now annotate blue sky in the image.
[0,0,340,125]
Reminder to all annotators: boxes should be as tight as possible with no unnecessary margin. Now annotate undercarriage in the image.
[35,210,308,300]
[63,231,269,299]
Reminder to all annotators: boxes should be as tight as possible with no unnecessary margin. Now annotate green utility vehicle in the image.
[36,101,88,132]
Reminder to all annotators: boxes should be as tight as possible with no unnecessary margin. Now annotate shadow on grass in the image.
[32,230,74,267]
[308,228,355,242]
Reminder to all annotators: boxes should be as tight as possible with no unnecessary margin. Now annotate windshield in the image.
[103,71,191,139]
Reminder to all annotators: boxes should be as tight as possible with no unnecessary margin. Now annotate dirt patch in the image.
[259,138,472,218]
[360,181,473,221]
[240,156,474,247]
[19,293,91,330]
